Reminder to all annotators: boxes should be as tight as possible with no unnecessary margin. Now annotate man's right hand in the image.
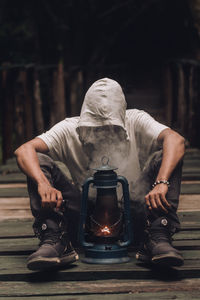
[15,138,64,211]
[38,182,63,211]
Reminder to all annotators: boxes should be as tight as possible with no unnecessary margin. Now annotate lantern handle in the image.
[79,177,95,248]
[117,175,133,247]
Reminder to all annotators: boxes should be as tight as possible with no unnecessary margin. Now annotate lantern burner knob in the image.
[93,156,118,172]
[101,156,109,166]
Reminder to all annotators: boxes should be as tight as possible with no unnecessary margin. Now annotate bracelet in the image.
[152,180,170,189]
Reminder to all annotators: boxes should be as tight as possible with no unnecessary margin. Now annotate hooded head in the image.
[77,78,127,139]
[77,78,128,168]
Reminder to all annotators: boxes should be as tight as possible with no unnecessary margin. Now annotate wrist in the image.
[152,180,170,189]
[36,175,51,187]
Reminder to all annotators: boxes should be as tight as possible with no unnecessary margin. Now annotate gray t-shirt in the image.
[38,109,168,199]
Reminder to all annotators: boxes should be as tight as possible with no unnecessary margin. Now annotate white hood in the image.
[77,78,128,137]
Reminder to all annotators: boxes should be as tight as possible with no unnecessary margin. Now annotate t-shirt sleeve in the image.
[37,120,70,161]
[132,110,169,169]
[134,110,168,141]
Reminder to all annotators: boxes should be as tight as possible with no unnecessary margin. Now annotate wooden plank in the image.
[0,173,26,183]
[174,239,200,250]
[178,195,200,212]
[0,219,34,238]
[182,250,200,260]
[0,238,38,254]
[0,212,200,238]
[0,230,199,253]
[5,158,16,165]
[181,223,200,230]
[0,183,27,188]
[0,188,28,197]
[1,292,200,300]
[0,186,198,199]
[0,184,199,198]
[178,211,200,221]
[0,196,31,220]
[0,255,152,277]
[0,164,20,173]
[0,208,32,220]
[0,233,199,258]
[0,197,29,208]
[0,236,199,255]
[182,174,200,180]
[1,277,200,297]
[181,184,200,194]
[0,249,200,275]
[182,170,200,175]
[173,230,200,240]
[183,160,200,167]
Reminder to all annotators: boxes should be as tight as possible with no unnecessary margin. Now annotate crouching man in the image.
[14,78,185,271]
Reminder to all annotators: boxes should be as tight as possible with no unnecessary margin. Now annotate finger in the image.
[56,191,63,209]
[160,193,171,207]
[45,191,51,203]
[42,191,53,209]
[41,193,48,208]
[145,195,152,210]
[50,191,57,208]
[149,194,157,210]
[155,194,168,213]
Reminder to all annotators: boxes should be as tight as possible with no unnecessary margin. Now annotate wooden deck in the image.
[0,149,200,299]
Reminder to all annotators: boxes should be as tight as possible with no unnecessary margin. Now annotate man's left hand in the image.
[145,184,171,213]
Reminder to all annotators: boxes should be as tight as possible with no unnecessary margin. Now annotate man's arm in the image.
[145,128,185,213]
[14,138,63,210]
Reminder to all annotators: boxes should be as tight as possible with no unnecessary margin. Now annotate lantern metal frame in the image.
[79,161,133,264]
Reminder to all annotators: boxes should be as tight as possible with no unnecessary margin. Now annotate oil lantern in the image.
[79,157,132,264]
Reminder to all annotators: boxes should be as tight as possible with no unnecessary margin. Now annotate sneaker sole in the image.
[27,256,61,270]
[60,251,79,266]
[27,251,79,271]
[136,251,150,263]
[152,252,184,267]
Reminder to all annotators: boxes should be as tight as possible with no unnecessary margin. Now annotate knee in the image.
[37,153,54,169]
[143,150,163,173]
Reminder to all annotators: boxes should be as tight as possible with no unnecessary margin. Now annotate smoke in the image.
[79,125,160,217]
[79,125,128,171]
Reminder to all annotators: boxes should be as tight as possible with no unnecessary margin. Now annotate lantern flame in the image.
[100,226,111,235]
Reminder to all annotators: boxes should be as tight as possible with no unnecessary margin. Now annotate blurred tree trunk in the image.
[50,61,66,126]
[188,0,200,59]
[15,71,25,147]
[1,66,14,162]
[33,70,44,134]
[163,64,173,127]
[177,64,187,135]
[70,70,84,116]
[23,70,34,141]
[15,70,33,147]
[188,66,196,145]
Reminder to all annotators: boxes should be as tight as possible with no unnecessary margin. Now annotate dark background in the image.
[1,0,200,163]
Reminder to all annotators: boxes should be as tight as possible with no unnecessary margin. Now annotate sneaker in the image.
[136,218,184,267]
[27,220,79,271]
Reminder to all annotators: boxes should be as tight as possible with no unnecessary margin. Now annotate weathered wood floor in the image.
[0,149,200,299]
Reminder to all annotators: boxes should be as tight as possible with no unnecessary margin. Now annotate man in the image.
[15,78,185,271]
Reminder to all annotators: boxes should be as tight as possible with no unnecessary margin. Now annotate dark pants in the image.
[131,150,182,246]
[27,151,182,246]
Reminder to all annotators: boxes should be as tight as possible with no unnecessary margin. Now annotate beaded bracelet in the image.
[152,180,170,189]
